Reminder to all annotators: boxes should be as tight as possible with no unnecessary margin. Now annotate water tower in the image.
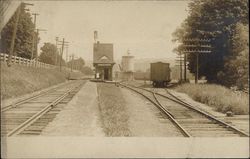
[121,50,134,80]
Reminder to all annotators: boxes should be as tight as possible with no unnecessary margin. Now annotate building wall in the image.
[93,42,115,81]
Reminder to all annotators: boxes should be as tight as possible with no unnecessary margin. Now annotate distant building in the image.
[93,41,115,80]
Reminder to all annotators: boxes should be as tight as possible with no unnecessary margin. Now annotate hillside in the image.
[0,63,83,100]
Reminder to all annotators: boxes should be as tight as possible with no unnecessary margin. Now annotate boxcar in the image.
[150,62,171,87]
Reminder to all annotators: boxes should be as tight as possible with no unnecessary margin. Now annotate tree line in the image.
[172,0,249,90]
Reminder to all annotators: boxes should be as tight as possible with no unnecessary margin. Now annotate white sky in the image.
[27,0,189,61]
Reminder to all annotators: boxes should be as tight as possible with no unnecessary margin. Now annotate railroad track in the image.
[1,80,85,137]
[119,83,249,137]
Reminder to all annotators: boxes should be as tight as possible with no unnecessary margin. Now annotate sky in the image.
[27,0,189,62]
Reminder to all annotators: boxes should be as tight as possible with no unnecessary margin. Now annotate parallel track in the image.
[1,81,75,112]
[119,83,249,137]
[1,80,85,137]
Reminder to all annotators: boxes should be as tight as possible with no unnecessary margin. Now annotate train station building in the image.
[93,42,115,81]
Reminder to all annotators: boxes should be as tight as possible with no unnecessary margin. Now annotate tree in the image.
[67,57,85,70]
[172,0,249,83]
[39,43,60,65]
[80,66,94,75]
[1,4,38,59]
[217,23,249,89]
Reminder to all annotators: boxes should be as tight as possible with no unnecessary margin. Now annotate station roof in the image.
[93,43,115,64]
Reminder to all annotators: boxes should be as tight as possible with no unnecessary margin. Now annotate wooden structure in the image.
[0,53,78,72]
[93,42,115,81]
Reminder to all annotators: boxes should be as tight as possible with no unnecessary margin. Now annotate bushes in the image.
[174,83,249,115]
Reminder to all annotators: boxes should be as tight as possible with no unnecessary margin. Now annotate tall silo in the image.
[122,55,134,72]
[121,50,134,80]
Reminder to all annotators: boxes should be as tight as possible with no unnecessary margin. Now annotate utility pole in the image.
[183,51,187,82]
[60,38,64,72]
[71,54,74,72]
[7,5,21,67]
[179,54,183,82]
[175,54,184,82]
[65,46,68,67]
[183,38,212,84]
[35,29,46,66]
[55,37,59,65]
[57,38,69,72]
[31,13,39,59]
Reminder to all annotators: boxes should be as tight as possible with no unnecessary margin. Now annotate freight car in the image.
[150,62,171,87]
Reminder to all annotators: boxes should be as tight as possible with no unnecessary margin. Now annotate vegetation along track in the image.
[119,82,249,137]
[1,80,86,137]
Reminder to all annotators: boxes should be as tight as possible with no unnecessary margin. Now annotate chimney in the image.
[94,31,98,43]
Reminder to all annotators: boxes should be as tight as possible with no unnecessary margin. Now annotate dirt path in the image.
[41,81,104,136]
[120,86,183,137]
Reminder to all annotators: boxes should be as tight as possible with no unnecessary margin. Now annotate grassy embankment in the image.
[174,83,249,115]
[1,63,83,100]
[97,83,131,136]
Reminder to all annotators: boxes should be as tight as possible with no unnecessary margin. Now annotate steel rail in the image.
[1,81,74,112]
[7,82,82,137]
[119,83,190,137]
[123,83,249,137]
[163,89,249,137]
[152,92,191,137]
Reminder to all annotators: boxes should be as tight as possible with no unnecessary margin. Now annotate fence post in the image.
[14,56,16,64]
[3,54,6,62]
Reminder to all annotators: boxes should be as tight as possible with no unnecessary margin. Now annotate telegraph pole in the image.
[65,46,68,67]
[71,54,74,72]
[175,54,184,82]
[57,38,69,72]
[55,37,59,65]
[183,51,187,81]
[35,29,46,65]
[183,38,212,84]
[180,54,183,82]
[31,13,39,59]
[60,38,64,72]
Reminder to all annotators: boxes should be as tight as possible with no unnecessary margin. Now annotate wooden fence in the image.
[0,53,56,69]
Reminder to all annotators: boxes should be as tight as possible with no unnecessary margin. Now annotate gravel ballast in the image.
[41,81,104,136]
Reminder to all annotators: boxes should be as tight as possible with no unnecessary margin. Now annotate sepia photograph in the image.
[0,0,249,158]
